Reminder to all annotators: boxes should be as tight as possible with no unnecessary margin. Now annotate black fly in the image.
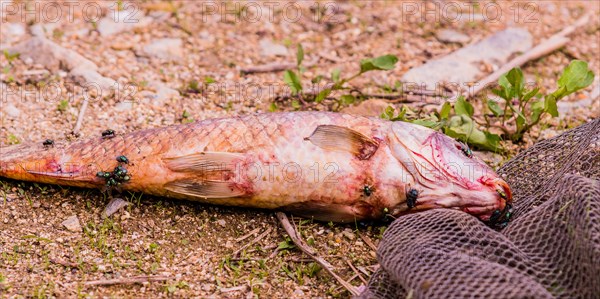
[406,188,419,209]
[42,139,54,148]
[101,129,115,139]
[363,185,373,196]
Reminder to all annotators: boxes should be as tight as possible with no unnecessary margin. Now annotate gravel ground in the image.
[1,1,598,298]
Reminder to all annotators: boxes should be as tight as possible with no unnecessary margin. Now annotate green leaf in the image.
[497,75,511,100]
[445,115,501,151]
[296,44,304,67]
[411,119,440,129]
[439,102,452,119]
[284,70,302,95]
[515,113,526,132]
[340,94,356,105]
[360,55,398,73]
[315,88,331,103]
[311,75,324,84]
[57,99,69,112]
[331,69,341,83]
[277,239,296,250]
[498,75,510,91]
[521,87,539,104]
[268,102,278,112]
[393,106,408,121]
[487,100,503,116]
[381,106,395,120]
[555,60,595,99]
[506,67,524,98]
[544,94,558,117]
[204,76,216,84]
[454,96,474,117]
[291,100,302,109]
[530,100,545,123]
[3,50,20,62]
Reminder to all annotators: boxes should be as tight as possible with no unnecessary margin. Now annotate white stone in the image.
[6,23,25,37]
[402,28,533,90]
[97,9,149,36]
[436,29,471,44]
[3,104,21,118]
[142,38,184,61]
[259,39,288,57]
[62,215,82,232]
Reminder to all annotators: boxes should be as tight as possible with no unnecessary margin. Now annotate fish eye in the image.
[455,141,473,158]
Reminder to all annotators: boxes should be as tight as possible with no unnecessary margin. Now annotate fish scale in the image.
[0,112,512,224]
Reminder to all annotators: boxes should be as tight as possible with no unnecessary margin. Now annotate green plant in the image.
[57,99,69,112]
[489,60,594,141]
[7,133,20,145]
[148,242,159,253]
[204,76,216,84]
[181,109,194,123]
[282,44,398,109]
[164,280,189,294]
[3,50,19,63]
[277,236,296,251]
[383,60,595,151]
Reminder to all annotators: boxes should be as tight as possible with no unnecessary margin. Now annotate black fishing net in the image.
[359,118,599,299]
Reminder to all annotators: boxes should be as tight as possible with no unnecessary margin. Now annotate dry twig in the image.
[345,259,368,284]
[235,227,261,242]
[241,62,297,74]
[463,12,592,99]
[50,258,78,268]
[71,93,90,137]
[276,212,359,296]
[357,232,378,252]
[84,275,169,286]
[232,227,272,257]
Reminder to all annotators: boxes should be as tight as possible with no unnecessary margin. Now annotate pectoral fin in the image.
[27,170,80,179]
[163,152,244,173]
[304,125,379,160]
[164,179,246,199]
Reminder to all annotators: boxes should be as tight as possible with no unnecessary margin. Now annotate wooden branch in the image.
[232,227,272,257]
[242,59,319,75]
[357,232,378,252]
[345,259,368,284]
[464,12,592,100]
[241,62,297,74]
[71,93,90,137]
[50,258,78,268]
[235,227,261,242]
[276,212,359,296]
[360,93,424,102]
[84,275,169,286]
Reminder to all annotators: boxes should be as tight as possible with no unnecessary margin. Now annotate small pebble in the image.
[62,215,82,232]
[102,197,132,218]
[217,219,226,227]
[342,229,356,240]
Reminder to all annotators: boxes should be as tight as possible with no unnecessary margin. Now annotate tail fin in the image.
[1,143,49,182]
[1,142,84,185]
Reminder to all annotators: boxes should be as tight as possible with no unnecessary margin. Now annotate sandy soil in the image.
[0,1,598,298]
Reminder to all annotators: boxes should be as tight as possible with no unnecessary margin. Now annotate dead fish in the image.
[0,112,512,226]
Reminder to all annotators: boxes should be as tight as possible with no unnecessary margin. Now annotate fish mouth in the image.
[484,178,513,229]
[396,178,514,228]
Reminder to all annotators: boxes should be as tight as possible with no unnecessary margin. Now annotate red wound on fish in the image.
[304,125,379,160]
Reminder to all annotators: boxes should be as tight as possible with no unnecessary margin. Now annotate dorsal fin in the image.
[304,125,379,160]
[164,179,246,199]
[163,152,244,173]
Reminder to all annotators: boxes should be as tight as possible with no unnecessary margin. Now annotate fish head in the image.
[388,122,512,228]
